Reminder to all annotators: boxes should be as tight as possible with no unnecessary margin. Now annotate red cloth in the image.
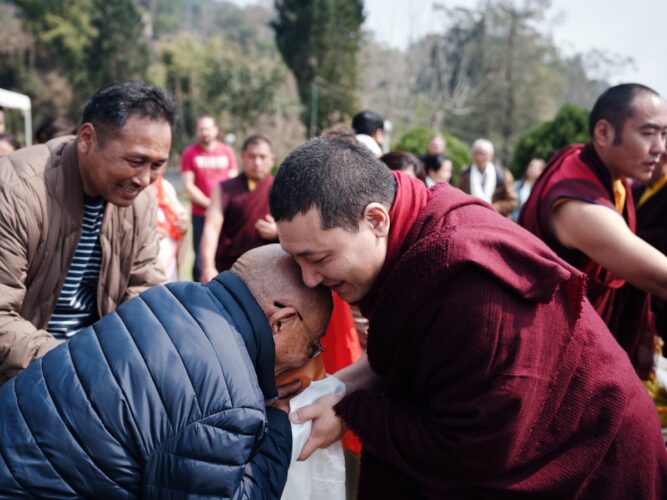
[181,142,237,216]
[155,176,185,241]
[335,174,667,498]
[519,143,654,377]
[321,293,363,454]
[214,174,275,271]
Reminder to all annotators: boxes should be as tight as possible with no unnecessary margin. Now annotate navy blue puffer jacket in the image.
[0,272,291,499]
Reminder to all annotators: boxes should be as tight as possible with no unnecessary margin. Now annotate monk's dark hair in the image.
[589,83,659,143]
[242,134,272,151]
[381,151,424,179]
[270,137,396,232]
[352,110,384,136]
[82,81,176,144]
[422,153,451,174]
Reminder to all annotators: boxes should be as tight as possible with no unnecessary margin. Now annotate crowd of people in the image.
[0,80,666,498]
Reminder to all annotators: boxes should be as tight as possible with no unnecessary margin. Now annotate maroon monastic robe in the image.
[519,143,654,377]
[634,179,667,343]
[215,174,275,271]
[334,172,666,499]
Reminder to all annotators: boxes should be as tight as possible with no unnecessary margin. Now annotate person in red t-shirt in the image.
[181,116,238,281]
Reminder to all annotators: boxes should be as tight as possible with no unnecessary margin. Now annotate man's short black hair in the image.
[270,137,396,232]
[242,134,272,151]
[422,153,450,173]
[589,83,659,143]
[351,110,384,136]
[81,81,176,142]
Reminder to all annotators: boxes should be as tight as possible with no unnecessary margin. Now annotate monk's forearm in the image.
[333,353,383,394]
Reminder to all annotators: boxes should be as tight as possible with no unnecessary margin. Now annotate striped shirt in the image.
[47,196,106,338]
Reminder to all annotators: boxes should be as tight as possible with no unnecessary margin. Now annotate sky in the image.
[233,0,667,98]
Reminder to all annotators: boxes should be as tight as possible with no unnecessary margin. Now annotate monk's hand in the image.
[255,215,278,240]
[290,392,346,461]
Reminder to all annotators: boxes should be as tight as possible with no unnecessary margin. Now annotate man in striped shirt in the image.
[0,81,175,384]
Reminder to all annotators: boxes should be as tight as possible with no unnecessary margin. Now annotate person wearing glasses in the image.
[269,137,667,499]
[0,244,332,498]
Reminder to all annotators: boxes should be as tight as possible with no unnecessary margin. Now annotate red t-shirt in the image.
[181,141,238,216]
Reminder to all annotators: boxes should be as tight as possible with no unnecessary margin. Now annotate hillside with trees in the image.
[0,0,623,163]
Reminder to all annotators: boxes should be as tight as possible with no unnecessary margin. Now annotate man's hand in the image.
[289,392,346,461]
[176,211,189,234]
[255,215,278,240]
[200,266,219,283]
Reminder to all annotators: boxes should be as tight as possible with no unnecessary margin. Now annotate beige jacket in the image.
[0,137,166,384]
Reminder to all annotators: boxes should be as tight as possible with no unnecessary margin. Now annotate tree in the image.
[158,33,288,151]
[87,0,149,92]
[510,103,589,177]
[272,0,364,135]
[12,0,149,112]
[410,7,485,129]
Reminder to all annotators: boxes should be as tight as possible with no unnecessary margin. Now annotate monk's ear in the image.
[77,123,96,155]
[363,202,390,238]
[593,119,616,148]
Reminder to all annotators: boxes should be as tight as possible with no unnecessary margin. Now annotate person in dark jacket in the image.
[0,244,332,499]
[269,137,667,499]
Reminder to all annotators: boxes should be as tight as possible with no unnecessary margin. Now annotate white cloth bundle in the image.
[281,377,347,500]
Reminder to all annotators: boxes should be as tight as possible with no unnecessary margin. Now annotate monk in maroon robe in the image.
[213,172,275,271]
[270,137,667,499]
[199,135,278,280]
[520,84,667,378]
[634,153,667,344]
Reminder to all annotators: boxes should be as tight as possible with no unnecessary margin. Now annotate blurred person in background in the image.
[458,138,518,217]
[380,151,424,181]
[154,174,188,281]
[352,110,384,157]
[0,133,21,157]
[34,116,78,144]
[181,115,238,281]
[512,157,546,221]
[426,133,446,155]
[633,152,667,346]
[423,153,453,187]
[199,134,277,282]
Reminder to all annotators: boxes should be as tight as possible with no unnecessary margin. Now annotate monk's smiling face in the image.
[277,205,389,304]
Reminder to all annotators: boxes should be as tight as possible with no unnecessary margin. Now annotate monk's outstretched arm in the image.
[552,200,667,299]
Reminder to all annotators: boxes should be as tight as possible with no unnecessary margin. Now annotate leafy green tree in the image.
[272,0,364,134]
[510,103,589,177]
[393,126,471,180]
[158,33,287,152]
[87,0,148,91]
[12,0,148,112]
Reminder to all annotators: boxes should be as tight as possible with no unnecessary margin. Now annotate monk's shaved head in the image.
[232,244,332,336]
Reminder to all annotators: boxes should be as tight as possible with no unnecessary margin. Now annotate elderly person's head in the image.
[471,139,495,170]
[232,244,332,376]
